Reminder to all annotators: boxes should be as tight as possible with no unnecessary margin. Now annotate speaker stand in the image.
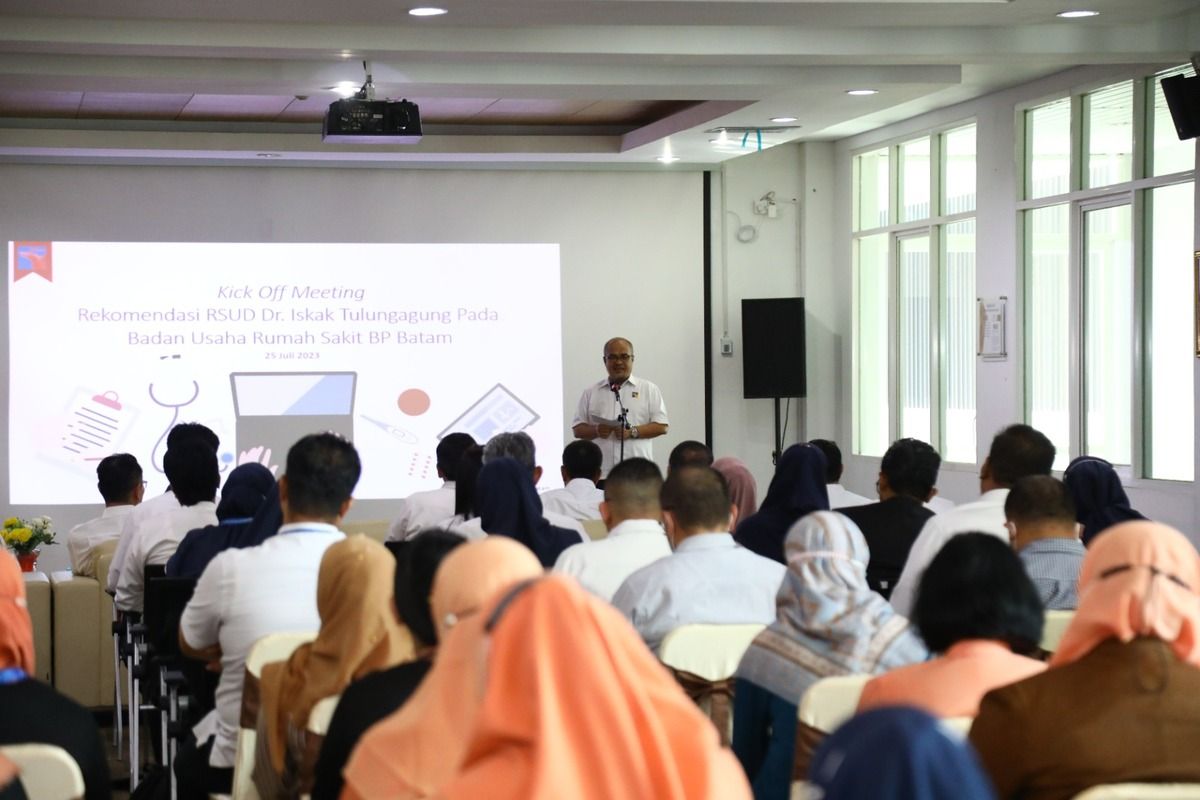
[772,397,783,466]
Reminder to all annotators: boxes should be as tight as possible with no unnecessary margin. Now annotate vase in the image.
[15,551,38,573]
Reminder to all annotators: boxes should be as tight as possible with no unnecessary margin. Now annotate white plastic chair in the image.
[306,695,340,737]
[0,743,85,800]
[797,674,871,733]
[658,623,764,681]
[1041,609,1075,652]
[939,715,973,739]
[231,632,317,800]
[1072,785,1200,799]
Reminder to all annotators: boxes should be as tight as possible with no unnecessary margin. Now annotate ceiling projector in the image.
[322,98,423,144]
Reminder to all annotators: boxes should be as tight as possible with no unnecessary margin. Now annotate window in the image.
[852,123,977,462]
[1021,66,1195,481]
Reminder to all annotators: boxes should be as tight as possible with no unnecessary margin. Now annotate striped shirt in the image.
[1018,537,1086,610]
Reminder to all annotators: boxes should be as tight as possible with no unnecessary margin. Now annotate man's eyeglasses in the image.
[604,354,633,362]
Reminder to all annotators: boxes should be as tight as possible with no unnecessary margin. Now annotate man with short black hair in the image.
[840,438,941,599]
[667,440,713,473]
[809,438,872,508]
[1005,475,1085,610]
[553,457,671,600]
[613,466,784,649]
[177,432,359,798]
[386,432,476,541]
[67,453,144,577]
[540,440,605,521]
[891,424,1056,616]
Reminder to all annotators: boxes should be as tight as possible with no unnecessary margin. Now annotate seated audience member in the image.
[341,537,543,800]
[0,551,111,800]
[67,453,144,578]
[1063,455,1147,546]
[858,533,1046,718]
[734,443,829,563]
[890,424,1055,617]
[613,466,785,651]
[167,462,275,579]
[107,421,219,593]
[429,576,752,800]
[926,493,956,514]
[0,754,24,800]
[176,433,358,799]
[387,433,476,541]
[253,535,414,798]
[971,521,1200,800]
[539,440,605,521]
[809,438,871,509]
[474,457,581,567]
[713,456,758,521]
[312,531,466,800]
[456,432,586,540]
[115,440,219,612]
[553,457,670,600]
[733,512,927,800]
[668,439,714,472]
[435,446,484,534]
[1004,476,1086,610]
[840,438,940,599]
[810,707,997,800]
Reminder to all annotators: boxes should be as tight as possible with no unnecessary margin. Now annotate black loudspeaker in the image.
[1161,74,1200,141]
[741,297,806,399]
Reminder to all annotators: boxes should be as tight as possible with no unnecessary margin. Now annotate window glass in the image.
[855,234,890,456]
[943,125,976,215]
[1152,65,1197,177]
[899,235,932,444]
[899,138,931,222]
[1083,204,1133,465]
[1025,204,1071,470]
[942,219,976,463]
[1084,81,1134,189]
[854,148,890,231]
[1147,182,1195,480]
[1027,98,1072,200]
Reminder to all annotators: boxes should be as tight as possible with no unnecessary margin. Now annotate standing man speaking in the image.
[572,337,669,477]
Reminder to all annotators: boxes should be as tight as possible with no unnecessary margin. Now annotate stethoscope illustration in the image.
[149,377,200,474]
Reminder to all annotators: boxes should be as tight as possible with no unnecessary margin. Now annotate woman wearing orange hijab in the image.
[970,521,1200,800]
[0,551,110,800]
[437,575,751,800]
[253,535,414,798]
[341,536,544,799]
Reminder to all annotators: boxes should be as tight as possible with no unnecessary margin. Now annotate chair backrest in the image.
[343,520,390,544]
[797,674,871,733]
[1041,609,1075,653]
[0,743,85,800]
[143,575,198,658]
[658,623,765,681]
[306,695,340,737]
[245,632,316,679]
[1072,785,1200,799]
[939,716,973,739]
[581,519,608,541]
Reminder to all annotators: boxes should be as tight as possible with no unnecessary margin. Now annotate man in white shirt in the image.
[889,423,1056,617]
[67,453,144,578]
[540,440,605,521]
[177,432,359,798]
[386,432,476,541]
[810,438,873,509]
[115,440,219,612]
[554,457,670,600]
[613,466,786,651]
[572,337,670,477]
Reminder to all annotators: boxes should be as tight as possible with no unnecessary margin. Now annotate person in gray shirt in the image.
[1003,475,1086,610]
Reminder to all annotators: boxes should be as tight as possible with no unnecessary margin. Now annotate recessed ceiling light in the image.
[770,116,798,123]
[408,6,448,16]
[329,81,359,98]
[657,155,681,163]
[1056,9,1099,17]
[256,153,282,159]
[846,89,879,96]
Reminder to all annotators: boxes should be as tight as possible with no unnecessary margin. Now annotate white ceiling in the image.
[0,0,1196,167]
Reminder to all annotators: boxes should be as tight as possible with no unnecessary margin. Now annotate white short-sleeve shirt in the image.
[386,482,457,541]
[553,518,671,601]
[572,375,669,476]
[67,505,134,578]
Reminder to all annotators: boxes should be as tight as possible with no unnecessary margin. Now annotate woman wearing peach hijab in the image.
[436,575,751,800]
[713,457,758,522]
[971,521,1200,800]
[253,535,414,798]
[0,551,110,800]
[341,536,544,800]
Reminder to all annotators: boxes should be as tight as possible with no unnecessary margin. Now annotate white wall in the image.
[0,164,706,570]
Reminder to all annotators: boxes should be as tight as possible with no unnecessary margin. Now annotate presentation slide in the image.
[8,241,563,505]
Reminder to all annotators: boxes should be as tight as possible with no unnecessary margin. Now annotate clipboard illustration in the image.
[60,389,139,462]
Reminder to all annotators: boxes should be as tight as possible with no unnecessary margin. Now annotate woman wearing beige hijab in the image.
[341,536,543,799]
[253,535,414,798]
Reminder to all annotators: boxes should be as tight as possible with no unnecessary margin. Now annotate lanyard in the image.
[0,667,27,685]
[221,517,254,525]
[280,525,335,535]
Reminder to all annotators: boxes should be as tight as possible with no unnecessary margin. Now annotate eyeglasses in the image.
[604,354,633,362]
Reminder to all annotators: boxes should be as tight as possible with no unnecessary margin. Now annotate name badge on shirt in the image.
[632,391,639,398]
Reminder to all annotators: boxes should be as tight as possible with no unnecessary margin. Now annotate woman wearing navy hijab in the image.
[1062,456,1146,546]
[167,463,278,578]
[733,443,829,563]
[810,707,995,800]
[474,457,579,567]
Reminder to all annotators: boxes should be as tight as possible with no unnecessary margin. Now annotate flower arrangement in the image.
[2,516,56,556]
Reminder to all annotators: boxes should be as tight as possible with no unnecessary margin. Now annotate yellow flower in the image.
[13,528,32,544]
[3,517,18,529]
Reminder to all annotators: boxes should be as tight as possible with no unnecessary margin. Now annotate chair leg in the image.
[130,642,140,790]
[113,630,124,758]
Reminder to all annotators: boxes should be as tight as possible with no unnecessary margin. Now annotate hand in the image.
[238,446,279,477]
[595,423,615,439]
[620,427,633,440]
